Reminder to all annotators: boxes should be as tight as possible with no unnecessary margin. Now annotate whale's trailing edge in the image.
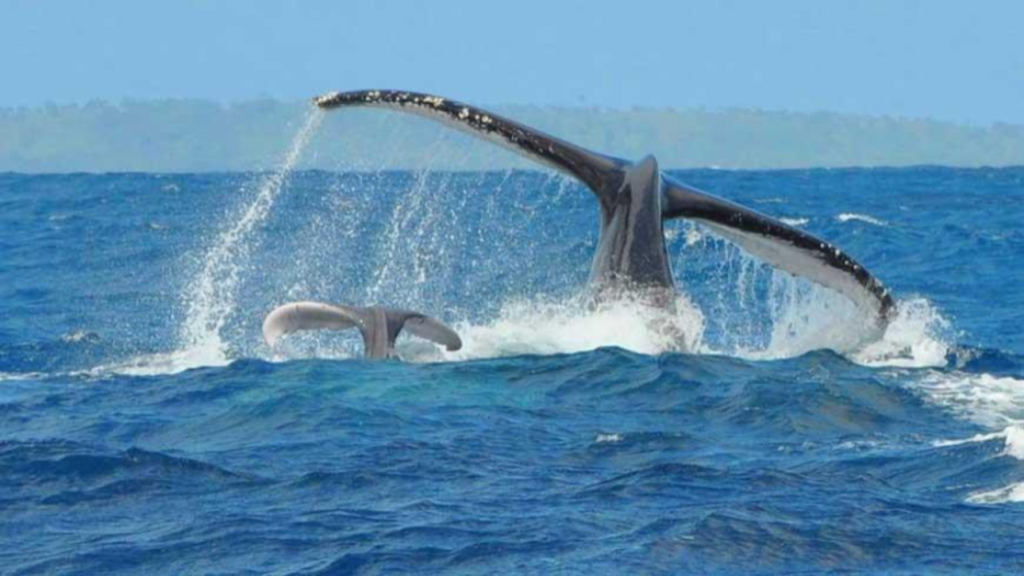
[314,89,894,325]
[662,176,895,318]
[263,301,462,359]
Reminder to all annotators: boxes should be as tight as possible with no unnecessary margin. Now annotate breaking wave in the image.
[837,212,887,226]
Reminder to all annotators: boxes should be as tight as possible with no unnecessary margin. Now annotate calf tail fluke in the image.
[263,301,462,359]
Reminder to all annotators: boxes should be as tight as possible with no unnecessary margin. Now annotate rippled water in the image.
[2,161,1023,573]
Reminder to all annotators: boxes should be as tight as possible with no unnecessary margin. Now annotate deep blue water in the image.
[2,165,1024,574]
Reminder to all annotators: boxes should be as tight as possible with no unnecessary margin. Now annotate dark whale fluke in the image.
[314,90,895,328]
[263,301,462,360]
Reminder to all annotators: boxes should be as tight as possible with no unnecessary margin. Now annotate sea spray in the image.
[366,165,454,307]
[103,154,953,375]
[175,109,324,369]
[422,293,704,362]
[667,223,953,366]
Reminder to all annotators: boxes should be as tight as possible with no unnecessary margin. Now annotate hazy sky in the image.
[1,0,1021,123]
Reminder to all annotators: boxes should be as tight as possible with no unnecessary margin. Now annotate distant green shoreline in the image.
[3,100,1023,172]
[4,165,1022,178]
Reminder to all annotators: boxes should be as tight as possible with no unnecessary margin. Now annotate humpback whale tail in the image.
[263,301,462,359]
[314,90,895,328]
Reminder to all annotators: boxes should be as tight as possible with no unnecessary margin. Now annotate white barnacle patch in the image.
[422,95,445,107]
[481,115,492,124]
[368,90,381,98]
[313,91,341,106]
[458,107,470,120]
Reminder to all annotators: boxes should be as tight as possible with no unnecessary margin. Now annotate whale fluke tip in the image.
[263,301,461,360]
[312,91,342,108]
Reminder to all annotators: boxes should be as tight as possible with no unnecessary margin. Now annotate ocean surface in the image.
[2,119,1024,573]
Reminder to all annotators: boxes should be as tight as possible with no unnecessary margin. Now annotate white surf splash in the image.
[178,109,322,367]
[392,293,706,363]
[0,371,48,382]
[90,346,234,377]
[256,293,705,365]
[259,230,952,370]
[955,423,1024,504]
[966,481,1024,504]
[104,110,324,377]
[837,213,887,226]
[917,373,1024,429]
[733,274,873,361]
[850,298,952,368]
[744,297,948,369]
[921,373,1024,504]
[713,256,951,368]
[779,217,809,227]
[935,425,1024,458]
[740,278,1023,505]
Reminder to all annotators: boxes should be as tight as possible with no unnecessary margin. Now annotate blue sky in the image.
[1,0,1021,124]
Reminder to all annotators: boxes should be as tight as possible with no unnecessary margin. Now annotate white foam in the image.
[1003,425,1024,459]
[713,262,950,368]
[933,430,1007,449]
[779,217,809,227]
[0,371,47,382]
[915,374,1024,429]
[419,293,706,362]
[921,378,1024,504]
[87,346,234,377]
[967,481,1024,504]
[668,228,951,366]
[402,272,951,368]
[934,425,1024,458]
[97,272,953,379]
[850,298,952,368]
[837,213,887,226]
[248,292,706,366]
[291,286,951,370]
[60,330,99,343]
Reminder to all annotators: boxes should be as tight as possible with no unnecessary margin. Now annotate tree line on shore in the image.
[3,99,1023,172]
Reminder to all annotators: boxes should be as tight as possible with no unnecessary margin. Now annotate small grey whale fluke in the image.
[263,301,462,360]
[314,90,895,328]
